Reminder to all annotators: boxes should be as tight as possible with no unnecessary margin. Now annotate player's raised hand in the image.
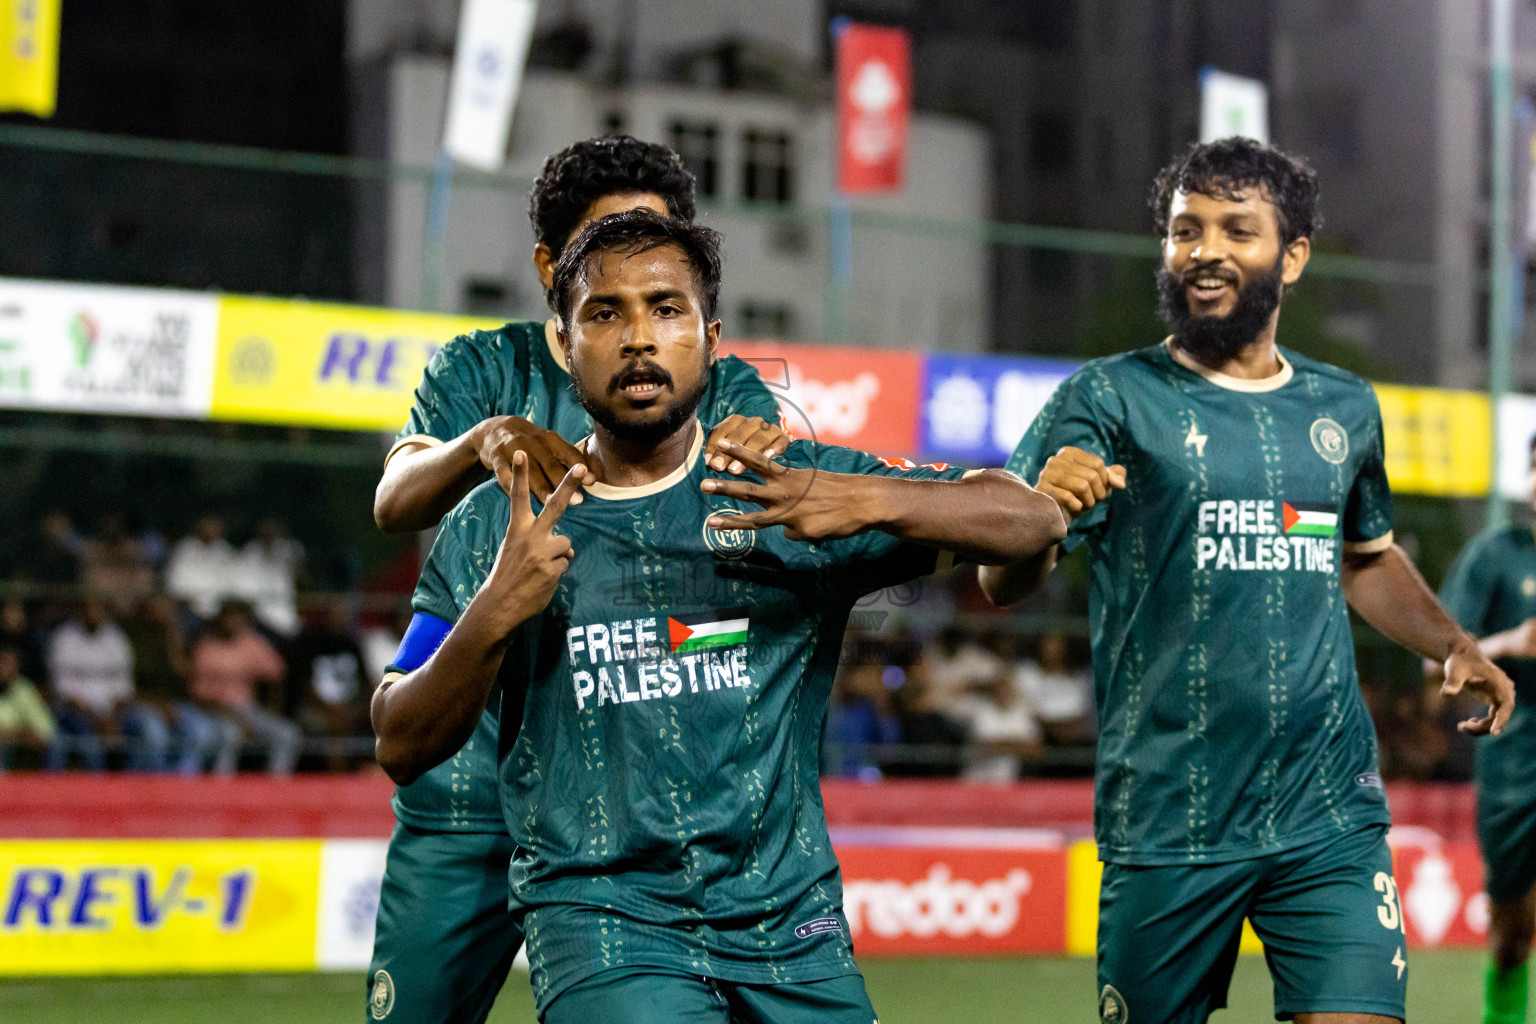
[700,440,861,542]
[485,453,582,626]
[1441,638,1516,736]
[705,414,790,474]
[1036,446,1126,521]
[474,415,596,506]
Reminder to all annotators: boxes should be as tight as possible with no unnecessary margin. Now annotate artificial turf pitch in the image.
[1,950,1486,1022]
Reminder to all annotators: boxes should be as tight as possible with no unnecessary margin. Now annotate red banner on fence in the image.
[835,22,911,194]
[722,341,921,456]
[834,831,1067,955]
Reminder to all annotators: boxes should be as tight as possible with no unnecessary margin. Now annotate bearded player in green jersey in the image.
[981,137,1516,1024]
[1436,434,1536,1024]
[371,209,1067,1023]
[366,138,786,1024]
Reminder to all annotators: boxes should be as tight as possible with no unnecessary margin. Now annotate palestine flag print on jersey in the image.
[1282,501,1338,538]
[669,610,751,654]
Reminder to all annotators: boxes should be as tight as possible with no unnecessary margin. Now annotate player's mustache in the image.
[609,360,673,393]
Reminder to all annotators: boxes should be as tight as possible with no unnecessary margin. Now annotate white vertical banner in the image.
[1200,68,1268,144]
[1497,394,1536,498]
[442,0,538,172]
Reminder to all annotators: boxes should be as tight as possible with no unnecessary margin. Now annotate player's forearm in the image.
[977,546,1061,607]
[1343,545,1472,662]
[370,600,512,784]
[862,469,1067,565]
[373,433,485,533]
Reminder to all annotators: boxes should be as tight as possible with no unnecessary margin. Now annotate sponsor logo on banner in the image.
[316,839,389,970]
[721,341,921,455]
[833,838,1066,954]
[834,22,912,193]
[0,278,218,417]
[919,353,1076,465]
[1391,834,1489,948]
[0,839,322,974]
[211,296,483,430]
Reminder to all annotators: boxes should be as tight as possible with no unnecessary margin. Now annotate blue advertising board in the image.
[918,353,1078,466]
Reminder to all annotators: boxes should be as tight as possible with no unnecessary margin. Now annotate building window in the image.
[740,128,795,204]
[738,301,796,339]
[669,120,720,198]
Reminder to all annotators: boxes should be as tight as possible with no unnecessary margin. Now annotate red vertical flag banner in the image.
[835,22,911,193]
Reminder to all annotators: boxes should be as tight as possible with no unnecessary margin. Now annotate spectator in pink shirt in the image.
[190,601,299,774]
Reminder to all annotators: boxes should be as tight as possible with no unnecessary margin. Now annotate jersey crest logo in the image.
[703,508,755,559]
[1099,984,1128,1024]
[369,969,395,1019]
[1309,417,1349,464]
[1183,422,1208,457]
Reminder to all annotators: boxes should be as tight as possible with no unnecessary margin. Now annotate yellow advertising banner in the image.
[1374,384,1491,499]
[0,0,61,117]
[210,296,484,431]
[0,840,322,974]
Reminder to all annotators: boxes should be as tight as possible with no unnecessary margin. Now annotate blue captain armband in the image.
[387,613,454,674]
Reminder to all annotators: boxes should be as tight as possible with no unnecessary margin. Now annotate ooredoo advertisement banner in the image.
[721,340,923,456]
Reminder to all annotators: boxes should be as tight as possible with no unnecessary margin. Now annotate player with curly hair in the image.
[982,137,1515,1024]
[365,137,786,1024]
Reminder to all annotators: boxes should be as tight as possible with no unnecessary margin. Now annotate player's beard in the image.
[1156,254,1285,365]
[572,353,711,447]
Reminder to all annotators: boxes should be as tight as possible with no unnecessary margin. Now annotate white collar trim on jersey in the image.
[1165,338,1294,393]
[575,422,704,500]
[544,319,569,376]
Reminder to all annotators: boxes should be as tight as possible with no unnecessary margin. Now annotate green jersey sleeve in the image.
[704,354,782,426]
[396,330,513,447]
[782,441,968,594]
[1439,532,1498,636]
[410,525,475,625]
[1004,364,1122,551]
[1342,391,1394,550]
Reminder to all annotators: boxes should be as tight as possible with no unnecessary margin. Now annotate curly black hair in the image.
[1151,137,1321,245]
[552,209,723,327]
[528,135,696,257]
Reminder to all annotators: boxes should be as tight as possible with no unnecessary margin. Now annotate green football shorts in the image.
[1477,706,1536,903]
[366,822,523,1023]
[1096,824,1406,1023]
[540,967,878,1024]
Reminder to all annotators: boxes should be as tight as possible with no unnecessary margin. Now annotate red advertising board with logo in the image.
[1391,832,1489,949]
[832,830,1067,955]
[721,340,921,457]
[834,22,912,193]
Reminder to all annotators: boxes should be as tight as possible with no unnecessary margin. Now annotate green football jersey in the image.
[391,320,781,831]
[1439,525,1536,805]
[1009,341,1395,866]
[411,425,964,1010]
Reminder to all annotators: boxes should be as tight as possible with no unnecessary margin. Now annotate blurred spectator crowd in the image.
[0,511,409,773]
[0,512,1482,784]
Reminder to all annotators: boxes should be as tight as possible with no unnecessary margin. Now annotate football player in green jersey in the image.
[365,137,787,1024]
[1436,434,1536,1024]
[372,209,1067,1023]
[982,138,1516,1024]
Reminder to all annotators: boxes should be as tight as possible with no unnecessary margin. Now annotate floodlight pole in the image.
[1488,0,1515,528]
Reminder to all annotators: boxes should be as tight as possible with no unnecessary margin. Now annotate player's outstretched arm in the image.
[978,446,1126,606]
[700,441,1067,565]
[374,416,596,533]
[372,457,582,784]
[1345,544,1515,736]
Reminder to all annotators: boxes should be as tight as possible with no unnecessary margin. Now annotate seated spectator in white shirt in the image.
[923,625,1007,718]
[236,518,304,638]
[44,595,169,772]
[360,607,411,685]
[959,674,1043,783]
[291,597,368,770]
[1011,631,1095,746]
[166,515,238,622]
